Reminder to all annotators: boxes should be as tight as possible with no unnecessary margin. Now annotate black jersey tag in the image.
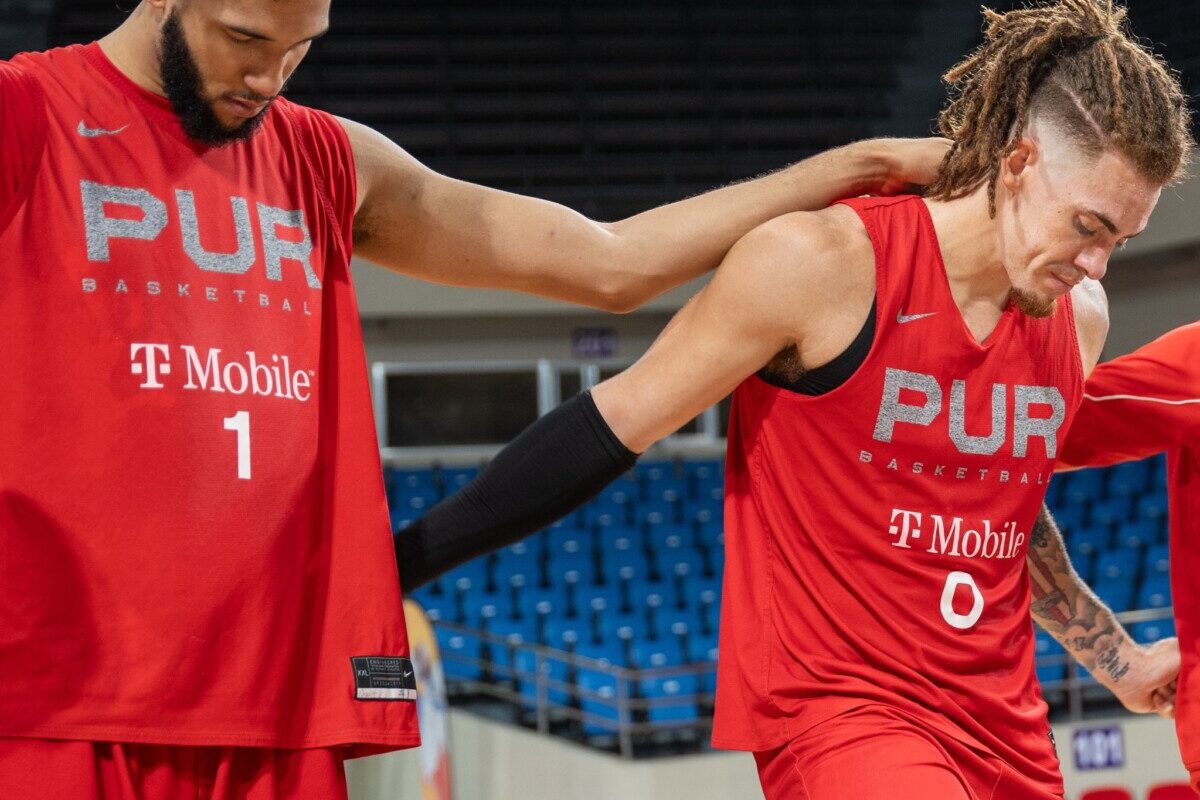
[350,656,417,701]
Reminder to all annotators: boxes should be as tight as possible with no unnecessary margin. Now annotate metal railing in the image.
[432,605,1176,758]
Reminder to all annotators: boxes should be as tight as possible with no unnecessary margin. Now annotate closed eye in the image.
[1073,219,1097,237]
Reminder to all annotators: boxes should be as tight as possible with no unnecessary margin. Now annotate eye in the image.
[227,31,253,44]
[1073,219,1097,237]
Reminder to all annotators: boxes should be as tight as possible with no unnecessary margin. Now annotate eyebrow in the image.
[1085,209,1144,240]
[226,24,330,46]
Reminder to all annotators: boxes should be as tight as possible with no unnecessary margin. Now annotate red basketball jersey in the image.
[1060,323,1200,790]
[714,196,1082,788]
[0,44,418,754]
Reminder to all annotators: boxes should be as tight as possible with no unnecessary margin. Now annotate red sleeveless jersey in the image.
[713,196,1082,787]
[1060,324,1200,790]
[0,44,418,754]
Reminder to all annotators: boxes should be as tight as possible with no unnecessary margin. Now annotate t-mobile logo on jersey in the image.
[81,180,322,290]
[887,506,1029,631]
[129,342,313,402]
[873,367,1065,458]
[887,507,1026,560]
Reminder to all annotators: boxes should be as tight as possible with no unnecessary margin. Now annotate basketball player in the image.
[1056,323,1200,790]
[0,1,949,798]
[402,2,1193,796]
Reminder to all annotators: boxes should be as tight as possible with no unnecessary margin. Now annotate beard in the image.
[1009,287,1057,319]
[159,10,274,146]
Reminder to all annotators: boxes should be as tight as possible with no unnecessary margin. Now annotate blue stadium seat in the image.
[1138,577,1172,610]
[440,466,479,496]
[1094,579,1135,613]
[390,467,437,494]
[1094,548,1139,583]
[1138,490,1169,522]
[1034,631,1066,686]
[1090,495,1132,528]
[641,675,701,724]
[638,461,679,484]
[583,499,633,528]
[1066,526,1110,559]
[601,538,651,587]
[1068,551,1095,584]
[1152,455,1169,489]
[1062,469,1104,505]
[693,509,723,547]
[684,459,723,483]
[1132,617,1176,644]
[1144,544,1170,579]
[513,646,571,707]
[437,626,484,682]
[1105,461,1149,497]
[1116,520,1158,550]
[577,670,621,737]
[1049,504,1086,534]
[638,502,682,527]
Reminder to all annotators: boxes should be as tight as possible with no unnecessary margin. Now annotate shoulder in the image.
[1070,278,1109,375]
[702,206,875,344]
[734,205,873,280]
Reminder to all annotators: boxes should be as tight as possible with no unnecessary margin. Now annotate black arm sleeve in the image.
[395,391,639,590]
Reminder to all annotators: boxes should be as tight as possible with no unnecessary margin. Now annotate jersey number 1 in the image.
[223,411,251,480]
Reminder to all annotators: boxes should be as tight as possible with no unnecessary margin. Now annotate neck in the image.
[923,186,1012,312]
[97,3,166,97]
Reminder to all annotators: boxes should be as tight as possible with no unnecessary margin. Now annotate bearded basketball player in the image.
[0,0,948,797]
[403,2,1193,797]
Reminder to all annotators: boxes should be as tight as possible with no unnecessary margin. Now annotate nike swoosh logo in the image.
[77,120,128,138]
[403,670,413,679]
[897,310,937,324]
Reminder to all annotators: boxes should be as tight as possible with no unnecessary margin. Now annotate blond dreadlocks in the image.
[926,0,1193,214]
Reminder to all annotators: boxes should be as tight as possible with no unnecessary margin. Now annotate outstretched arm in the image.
[1028,505,1177,717]
[396,212,850,588]
[344,117,946,312]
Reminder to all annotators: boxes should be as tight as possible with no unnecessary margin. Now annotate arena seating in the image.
[48,0,924,223]
[402,451,1174,729]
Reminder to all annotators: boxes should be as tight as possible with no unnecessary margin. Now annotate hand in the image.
[1107,637,1180,719]
[866,137,952,196]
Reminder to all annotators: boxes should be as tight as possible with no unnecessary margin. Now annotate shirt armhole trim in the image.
[281,103,356,269]
[0,67,49,240]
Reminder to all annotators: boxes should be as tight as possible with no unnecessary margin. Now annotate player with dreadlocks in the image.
[401,1,1193,796]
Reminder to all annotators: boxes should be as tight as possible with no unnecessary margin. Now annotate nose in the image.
[243,57,290,101]
[1074,246,1108,282]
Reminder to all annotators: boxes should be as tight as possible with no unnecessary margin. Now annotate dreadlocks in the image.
[926,0,1193,214]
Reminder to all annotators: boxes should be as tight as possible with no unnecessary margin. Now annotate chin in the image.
[1011,289,1057,319]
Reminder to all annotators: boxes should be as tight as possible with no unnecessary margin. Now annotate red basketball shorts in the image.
[0,738,348,800]
[753,705,1063,800]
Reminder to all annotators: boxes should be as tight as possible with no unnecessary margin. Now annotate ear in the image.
[999,136,1039,193]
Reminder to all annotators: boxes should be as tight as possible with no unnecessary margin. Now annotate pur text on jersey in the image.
[80,179,322,290]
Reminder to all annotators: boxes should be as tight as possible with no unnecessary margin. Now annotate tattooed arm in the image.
[1028,504,1178,717]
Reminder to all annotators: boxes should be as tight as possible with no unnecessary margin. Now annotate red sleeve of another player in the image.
[1060,323,1200,468]
[0,60,47,236]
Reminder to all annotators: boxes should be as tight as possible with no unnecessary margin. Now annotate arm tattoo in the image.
[1027,504,1131,684]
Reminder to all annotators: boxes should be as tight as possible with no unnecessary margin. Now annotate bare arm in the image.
[1028,506,1177,716]
[342,116,946,312]
[1072,278,1109,377]
[593,210,863,451]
